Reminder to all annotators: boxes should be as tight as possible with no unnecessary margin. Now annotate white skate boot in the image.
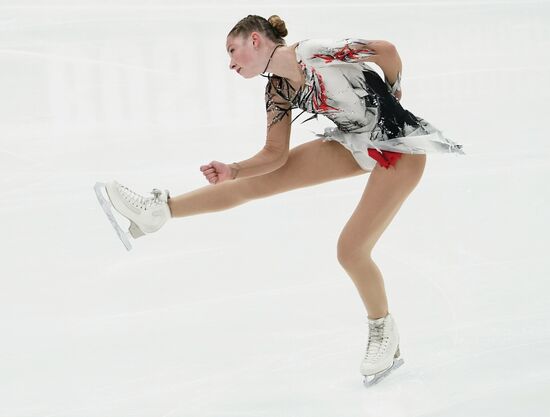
[360,312,404,387]
[94,180,172,251]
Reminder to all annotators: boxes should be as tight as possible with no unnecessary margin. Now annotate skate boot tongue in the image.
[368,313,390,326]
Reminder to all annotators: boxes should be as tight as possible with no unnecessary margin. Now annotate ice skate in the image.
[360,312,404,387]
[94,180,171,251]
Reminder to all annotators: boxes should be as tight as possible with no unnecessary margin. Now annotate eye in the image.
[230,49,234,53]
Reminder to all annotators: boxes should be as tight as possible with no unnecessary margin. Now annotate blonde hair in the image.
[227,14,288,45]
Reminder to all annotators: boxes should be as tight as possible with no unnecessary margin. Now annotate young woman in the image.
[95,14,465,386]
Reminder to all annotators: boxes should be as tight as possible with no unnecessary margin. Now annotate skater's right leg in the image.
[168,138,367,218]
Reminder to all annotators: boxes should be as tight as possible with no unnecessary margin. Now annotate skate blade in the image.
[94,182,133,251]
[363,357,404,387]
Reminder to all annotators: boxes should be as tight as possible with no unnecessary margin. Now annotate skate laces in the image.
[118,184,164,211]
[364,320,390,363]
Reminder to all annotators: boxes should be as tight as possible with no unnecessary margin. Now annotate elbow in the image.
[265,145,289,167]
[273,150,289,169]
[279,149,289,166]
[383,41,397,55]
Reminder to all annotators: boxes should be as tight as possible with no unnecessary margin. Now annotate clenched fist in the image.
[200,160,233,185]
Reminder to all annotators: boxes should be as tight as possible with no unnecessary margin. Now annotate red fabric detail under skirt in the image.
[367,148,403,169]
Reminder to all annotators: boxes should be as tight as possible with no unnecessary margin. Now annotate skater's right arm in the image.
[228,77,291,180]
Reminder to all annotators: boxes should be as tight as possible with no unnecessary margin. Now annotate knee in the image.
[336,234,373,267]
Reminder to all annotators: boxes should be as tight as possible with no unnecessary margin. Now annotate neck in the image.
[262,43,302,84]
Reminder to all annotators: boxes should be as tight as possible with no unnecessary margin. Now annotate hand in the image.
[200,160,233,185]
[394,89,402,101]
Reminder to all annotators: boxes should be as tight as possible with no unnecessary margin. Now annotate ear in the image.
[251,32,260,47]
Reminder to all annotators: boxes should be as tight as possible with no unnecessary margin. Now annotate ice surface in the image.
[1,1,549,416]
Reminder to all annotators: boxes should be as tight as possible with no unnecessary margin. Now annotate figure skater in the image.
[94,14,465,386]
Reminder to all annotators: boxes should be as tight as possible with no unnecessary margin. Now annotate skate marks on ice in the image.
[94,182,133,251]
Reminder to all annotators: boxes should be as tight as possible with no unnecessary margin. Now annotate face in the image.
[226,33,264,78]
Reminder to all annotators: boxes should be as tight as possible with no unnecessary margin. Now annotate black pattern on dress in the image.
[264,74,319,130]
[361,70,420,139]
[256,38,464,164]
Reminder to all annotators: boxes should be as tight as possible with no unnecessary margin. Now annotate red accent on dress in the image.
[367,149,403,169]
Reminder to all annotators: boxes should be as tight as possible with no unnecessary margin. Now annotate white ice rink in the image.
[1,0,549,416]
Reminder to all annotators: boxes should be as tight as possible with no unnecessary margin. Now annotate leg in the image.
[168,138,367,217]
[336,153,427,319]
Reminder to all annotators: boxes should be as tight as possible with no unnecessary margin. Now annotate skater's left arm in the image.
[372,42,403,101]
[343,39,403,100]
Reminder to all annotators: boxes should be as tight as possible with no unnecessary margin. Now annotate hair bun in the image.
[267,15,288,38]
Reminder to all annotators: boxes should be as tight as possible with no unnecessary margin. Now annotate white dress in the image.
[264,38,465,171]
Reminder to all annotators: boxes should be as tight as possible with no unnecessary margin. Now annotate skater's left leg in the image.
[336,153,426,319]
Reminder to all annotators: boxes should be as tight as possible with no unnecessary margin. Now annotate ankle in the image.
[367,311,389,320]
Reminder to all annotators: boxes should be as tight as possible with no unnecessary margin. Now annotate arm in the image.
[370,42,402,97]
[229,146,287,180]
[352,39,402,98]
[325,39,403,99]
[229,77,291,180]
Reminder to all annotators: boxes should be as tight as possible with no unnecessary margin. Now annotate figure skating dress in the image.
[264,38,465,171]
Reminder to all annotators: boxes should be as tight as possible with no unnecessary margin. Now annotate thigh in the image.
[339,153,427,253]
[241,138,368,198]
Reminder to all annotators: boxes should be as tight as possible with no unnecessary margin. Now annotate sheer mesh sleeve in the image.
[264,75,296,131]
